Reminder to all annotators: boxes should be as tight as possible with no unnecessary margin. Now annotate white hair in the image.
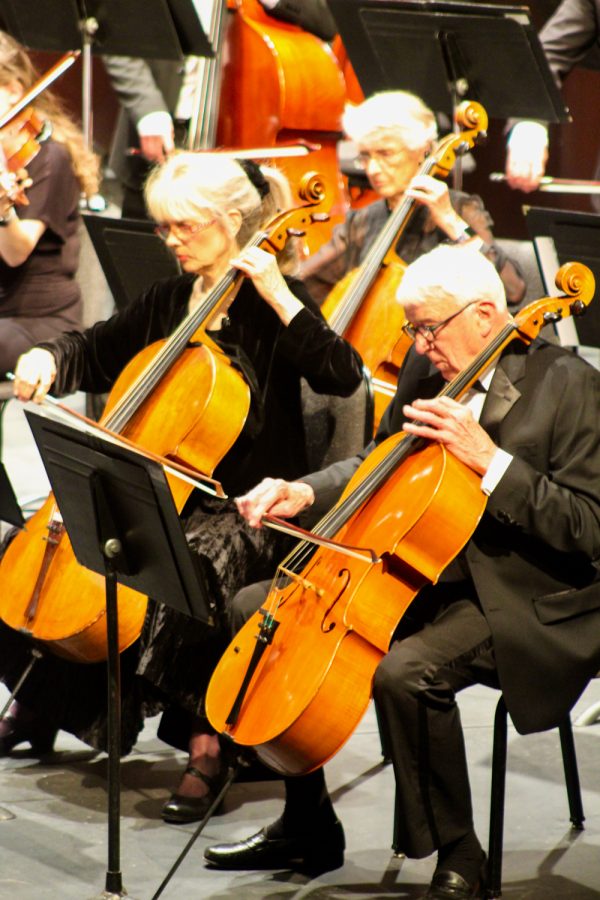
[342,91,437,153]
[396,245,508,313]
[144,151,298,271]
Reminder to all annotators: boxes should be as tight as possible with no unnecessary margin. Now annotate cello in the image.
[205,262,594,775]
[0,173,326,664]
[320,101,488,429]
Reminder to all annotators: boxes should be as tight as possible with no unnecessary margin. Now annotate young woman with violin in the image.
[1,151,363,824]
[0,31,99,376]
[300,90,526,308]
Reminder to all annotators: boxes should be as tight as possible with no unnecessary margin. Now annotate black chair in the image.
[486,695,584,898]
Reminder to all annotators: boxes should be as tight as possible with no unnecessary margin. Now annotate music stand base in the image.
[87,891,138,900]
[0,806,16,820]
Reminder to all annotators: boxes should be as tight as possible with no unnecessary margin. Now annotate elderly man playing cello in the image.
[204,244,600,899]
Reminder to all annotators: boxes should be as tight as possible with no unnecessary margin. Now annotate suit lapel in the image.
[480,348,528,437]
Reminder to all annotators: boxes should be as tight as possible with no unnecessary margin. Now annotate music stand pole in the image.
[24,406,216,900]
[78,13,106,212]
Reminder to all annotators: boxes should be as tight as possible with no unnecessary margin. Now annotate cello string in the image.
[103,233,265,433]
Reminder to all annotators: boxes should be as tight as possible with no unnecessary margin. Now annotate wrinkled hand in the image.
[404,174,460,235]
[235,477,315,528]
[231,246,302,324]
[402,396,497,475]
[13,348,57,403]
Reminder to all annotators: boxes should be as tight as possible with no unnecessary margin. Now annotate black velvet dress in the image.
[0,272,363,751]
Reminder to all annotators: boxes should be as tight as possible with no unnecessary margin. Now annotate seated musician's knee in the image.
[228,580,271,634]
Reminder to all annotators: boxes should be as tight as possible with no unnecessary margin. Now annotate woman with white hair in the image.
[1,151,363,822]
[301,90,526,307]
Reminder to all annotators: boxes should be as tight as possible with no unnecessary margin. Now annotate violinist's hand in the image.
[505,122,549,192]
[231,246,303,325]
[402,396,498,476]
[236,477,315,529]
[13,348,57,403]
[404,174,467,239]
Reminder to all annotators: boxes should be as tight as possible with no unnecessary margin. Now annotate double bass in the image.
[0,174,326,664]
[205,262,594,775]
[217,0,349,248]
[320,101,489,429]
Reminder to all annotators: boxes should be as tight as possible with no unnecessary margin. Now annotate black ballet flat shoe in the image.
[0,715,57,757]
[423,854,487,899]
[204,818,345,876]
[161,764,228,824]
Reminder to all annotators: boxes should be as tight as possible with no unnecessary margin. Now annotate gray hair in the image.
[342,91,437,153]
[396,245,508,314]
[145,152,294,249]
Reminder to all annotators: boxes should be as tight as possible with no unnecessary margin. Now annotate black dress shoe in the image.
[423,855,487,899]
[204,818,345,876]
[161,764,228,824]
[0,714,57,757]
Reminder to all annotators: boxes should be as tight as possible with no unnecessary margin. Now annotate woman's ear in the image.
[224,208,243,238]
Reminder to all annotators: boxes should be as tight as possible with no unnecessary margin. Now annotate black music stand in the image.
[2,0,212,59]
[24,405,215,900]
[83,214,179,311]
[525,206,600,351]
[327,0,568,122]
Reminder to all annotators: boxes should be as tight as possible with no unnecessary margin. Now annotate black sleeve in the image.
[275,277,364,396]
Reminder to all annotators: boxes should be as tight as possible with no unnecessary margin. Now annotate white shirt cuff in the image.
[508,121,549,152]
[137,110,174,138]
[481,448,513,496]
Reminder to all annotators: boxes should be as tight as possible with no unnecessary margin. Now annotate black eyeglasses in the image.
[402,301,478,342]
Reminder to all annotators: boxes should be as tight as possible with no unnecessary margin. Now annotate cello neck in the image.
[329,155,439,335]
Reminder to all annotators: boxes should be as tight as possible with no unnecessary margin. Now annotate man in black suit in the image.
[505,0,600,195]
[204,244,600,899]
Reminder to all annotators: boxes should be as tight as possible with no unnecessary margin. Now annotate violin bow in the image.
[490,172,600,195]
[0,51,80,130]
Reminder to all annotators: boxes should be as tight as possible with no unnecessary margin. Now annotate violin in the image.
[205,262,595,775]
[0,173,327,664]
[0,51,79,208]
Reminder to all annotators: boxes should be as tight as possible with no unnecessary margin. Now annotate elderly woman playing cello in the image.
[0,152,363,823]
[301,90,526,307]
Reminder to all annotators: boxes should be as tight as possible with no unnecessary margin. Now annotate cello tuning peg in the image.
[311,212,330,223]
[286,228,306,237]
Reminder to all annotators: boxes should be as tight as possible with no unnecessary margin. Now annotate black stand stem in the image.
[103,544,124,897]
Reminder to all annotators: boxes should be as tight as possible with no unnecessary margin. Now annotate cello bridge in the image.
[277,565,324,597]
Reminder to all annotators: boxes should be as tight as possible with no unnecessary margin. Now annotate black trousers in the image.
[229,578,499,859]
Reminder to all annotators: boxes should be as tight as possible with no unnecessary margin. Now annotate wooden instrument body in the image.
[322,259,413,427]
[206,436,487,774]
[218,0,348,246]
[0,342,250,663]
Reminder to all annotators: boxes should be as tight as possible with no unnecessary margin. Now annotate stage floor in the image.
[1,398,599,900]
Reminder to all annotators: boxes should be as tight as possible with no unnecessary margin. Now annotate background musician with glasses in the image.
[300,90,526,308]
[3,152,362,824]
[204,243,600,899]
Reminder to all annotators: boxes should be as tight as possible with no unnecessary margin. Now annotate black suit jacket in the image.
[304,341,600,734]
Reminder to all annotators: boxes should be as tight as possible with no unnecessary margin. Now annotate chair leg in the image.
[487,695,508,899]
[558,717,585,830]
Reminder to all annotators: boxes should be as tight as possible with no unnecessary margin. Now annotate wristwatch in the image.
[452,225,478,244]
[0,206,16,227]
